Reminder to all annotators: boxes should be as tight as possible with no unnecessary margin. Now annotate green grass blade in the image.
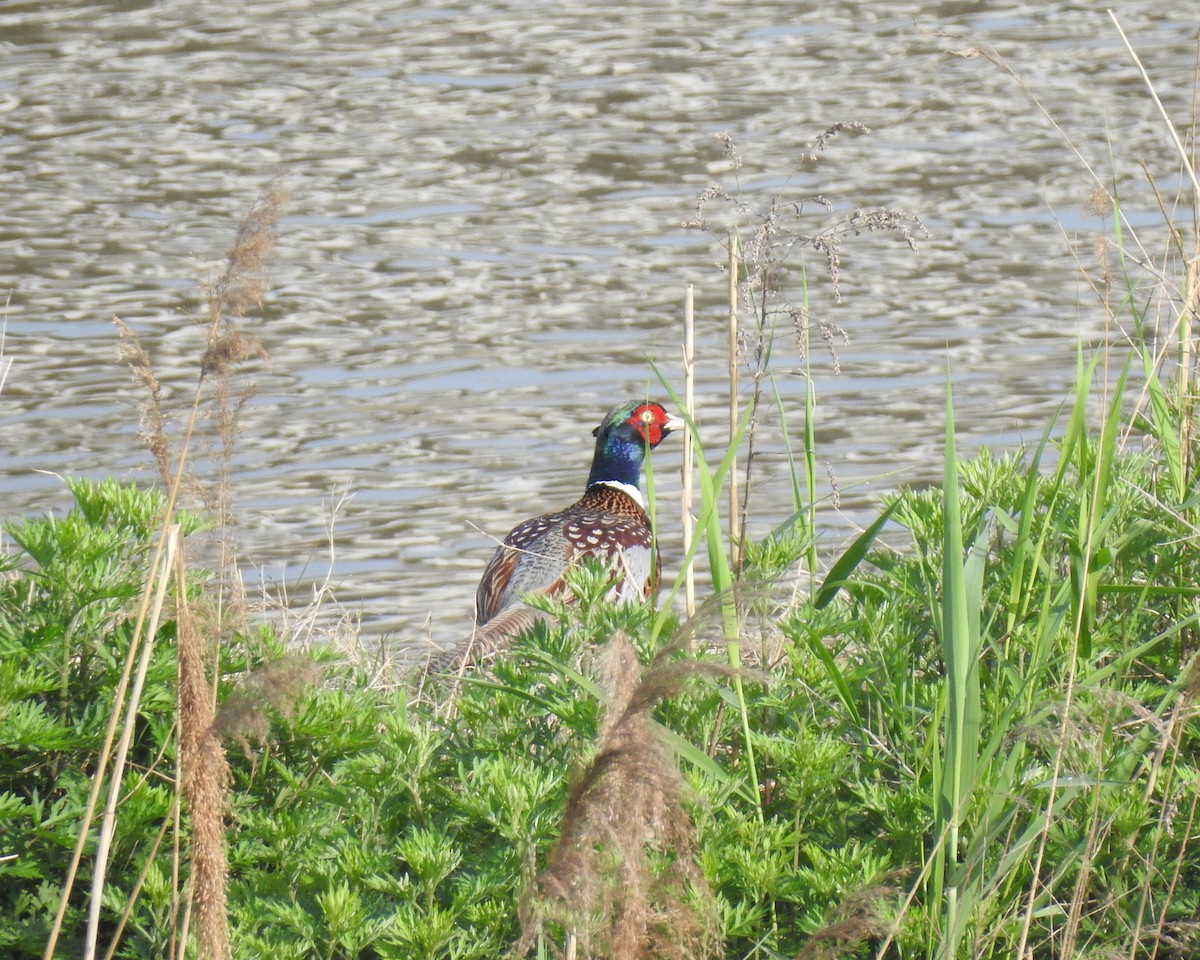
[1004,413,1058,633]
[935,375,983,960]
[788,620,861,725]
[814,499,899,609]
[1072,357,1130,659]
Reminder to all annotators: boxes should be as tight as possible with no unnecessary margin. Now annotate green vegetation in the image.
[4,33,1200,960]
[4,349,1200,958]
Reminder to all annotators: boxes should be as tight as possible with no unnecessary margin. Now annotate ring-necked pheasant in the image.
[435,400,684,669]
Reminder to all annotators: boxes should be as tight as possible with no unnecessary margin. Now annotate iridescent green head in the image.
[586,401,683,492]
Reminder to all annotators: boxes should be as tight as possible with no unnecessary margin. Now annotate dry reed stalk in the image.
[45,177,290,960]
[1,314,12,397]
[682,283,696,622]
[43,505,192,959]
[173,182,289,960]
[199,176,287,701]
[83,525,180,960]
[1182,254,1198,483]
[726,233,741,573]
[169,754,183,960]
[176,539,231,960]
[102,795,178,960]
[1110,13,1200,205]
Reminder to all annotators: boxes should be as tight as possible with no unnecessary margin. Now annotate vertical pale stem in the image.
[83,525,180,960]
[1180,255,1198,485]
[45,399,202,960]
[169,757,183,960]
[682,283,696,620]
[727,233,741,571]
[101,797,177,960]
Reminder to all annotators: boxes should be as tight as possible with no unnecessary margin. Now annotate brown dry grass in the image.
[684,130,927,548]
[176,582,232,960]
[794,876,904,960]
[199,174,287,379]
[94,176,301,960]
[172,177,291,960]
[114,317,173,488]
[215,654,324,756]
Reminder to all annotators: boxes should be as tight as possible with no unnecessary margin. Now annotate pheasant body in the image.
[475,484,657,623]
[439,400,683,669]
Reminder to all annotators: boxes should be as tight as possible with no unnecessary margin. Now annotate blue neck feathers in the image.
[586,427,646,491]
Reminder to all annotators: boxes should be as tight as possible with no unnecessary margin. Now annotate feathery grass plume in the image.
[213,654,324,758]
[518,633,730,960]
[794,876,904,960]
[200,174,288,373]
[197,178,288,642]
[200,330,269,381]
[179,178,290,960]
[114,316,173,488]
[107,178,290,960]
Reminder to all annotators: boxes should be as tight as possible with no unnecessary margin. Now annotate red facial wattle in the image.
[629,403,667,446]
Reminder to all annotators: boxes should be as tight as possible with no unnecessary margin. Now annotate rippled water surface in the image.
[2,1,1196,652]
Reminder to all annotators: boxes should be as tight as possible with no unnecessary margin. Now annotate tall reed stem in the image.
[83,527,181,960]
[727,232,741,573]
[44,401,203,960]
[682,283,696,620]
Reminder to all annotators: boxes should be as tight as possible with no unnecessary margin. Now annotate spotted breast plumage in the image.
[434,400,683,669]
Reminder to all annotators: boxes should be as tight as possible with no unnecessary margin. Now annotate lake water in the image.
[1,0,1196,654]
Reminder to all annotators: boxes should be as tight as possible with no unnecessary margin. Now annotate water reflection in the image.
[1,0,1194,650]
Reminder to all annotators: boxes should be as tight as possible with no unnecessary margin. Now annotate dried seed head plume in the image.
[194,176,288,666]
[199,175,289,380]
[795,876,904,960]
[519,633,733,960]
[177,597,230,960]
[204,176,290,324]
[214,654,323,757]
[176,584,321,960]
[825,458,842,511]
[684,132,928,306]
[683,184,734,230]
[98,178,290,960]
[1085,182,1113,218]
[114,316,172,488]
[790,306,849,375]
[200,330,269,379]
[712,130,743,170]
[797,121,872,165]
[810,207,928,302]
